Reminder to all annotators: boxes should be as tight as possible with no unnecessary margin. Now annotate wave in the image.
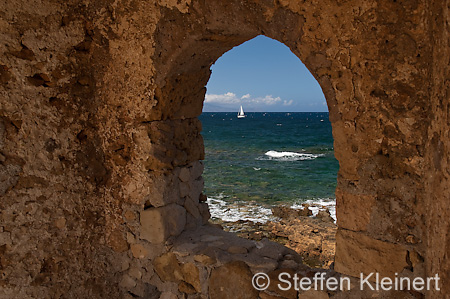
[207,196,336,223]
[207,196,276,223]
[293,198,336,222]
[262,150,324,161]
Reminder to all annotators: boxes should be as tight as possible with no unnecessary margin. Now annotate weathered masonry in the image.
[1,0,449,298]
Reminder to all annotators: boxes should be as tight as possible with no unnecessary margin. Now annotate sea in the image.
[198,112,339,223]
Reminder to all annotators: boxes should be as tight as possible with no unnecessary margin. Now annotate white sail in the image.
[237,105,246,118]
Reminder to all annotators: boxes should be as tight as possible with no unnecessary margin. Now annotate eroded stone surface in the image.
[336,189,376,232]
[335,229,409,279]
[154,253,184,282]
[209,261,258,299]
[140,204,186,243]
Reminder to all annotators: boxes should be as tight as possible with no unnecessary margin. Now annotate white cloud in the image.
[205,92,240,104]
[252,95,281,105]
[205,92,283,105]
[204,92,294,111]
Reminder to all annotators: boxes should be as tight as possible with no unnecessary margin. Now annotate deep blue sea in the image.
[199,112,339,222]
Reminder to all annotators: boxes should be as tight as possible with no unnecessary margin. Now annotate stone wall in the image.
[1,0,449,298]
[424,1,450,298]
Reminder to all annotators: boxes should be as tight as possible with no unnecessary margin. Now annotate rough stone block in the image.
[128,267,142,280]
[335,189,376,232]
[179,166,190,182]
[184,196,201,219]
[190,160,204,180]
[178,281,196,294]
[239,255,278,273]
[198,202,211,224]
[267,268,297,299]
[278,259,298,269]
[179,181,190,198]
[154,252,184,282]
[227,246,248,254]
[209,261,258,299]
[193,254,215,266]
[252,239,285,260]
[146,172,180,207]
[145,119,204,169]
[185,212,202,230]
[130,244,149,259]
[159,292,177,299]
[334,229,408,280]
[140,204,186,243]
[188,176,204,202]
[119,274,136,289]
[181,263,201,292]
[332,121,360,180]
[108,229,129,253]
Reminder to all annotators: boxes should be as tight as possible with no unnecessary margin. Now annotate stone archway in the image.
[147,0,430,282]
[2,0,448,298]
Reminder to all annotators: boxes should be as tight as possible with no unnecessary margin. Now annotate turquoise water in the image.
[199,112,339,222]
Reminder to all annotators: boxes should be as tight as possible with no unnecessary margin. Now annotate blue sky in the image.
[203,35,327,112]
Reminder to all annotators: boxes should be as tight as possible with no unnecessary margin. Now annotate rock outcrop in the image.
[213,207,337,268]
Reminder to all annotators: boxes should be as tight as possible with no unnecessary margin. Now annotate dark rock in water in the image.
[316,209,334,223]
[299,204,314,216]
[271,205,312,219]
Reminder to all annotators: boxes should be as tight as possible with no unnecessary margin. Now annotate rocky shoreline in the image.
[210,204,337,269]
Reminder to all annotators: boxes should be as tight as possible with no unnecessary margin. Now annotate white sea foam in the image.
[293,198,336,222]
[262,150,324,161]
[207,196,337,224]
[207,196,276,223]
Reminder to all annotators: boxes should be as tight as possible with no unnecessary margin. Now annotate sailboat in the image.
[237,105,246,118]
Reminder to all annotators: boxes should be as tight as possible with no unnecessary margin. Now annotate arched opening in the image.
[200,35,338,268]
[147,2,429,297]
